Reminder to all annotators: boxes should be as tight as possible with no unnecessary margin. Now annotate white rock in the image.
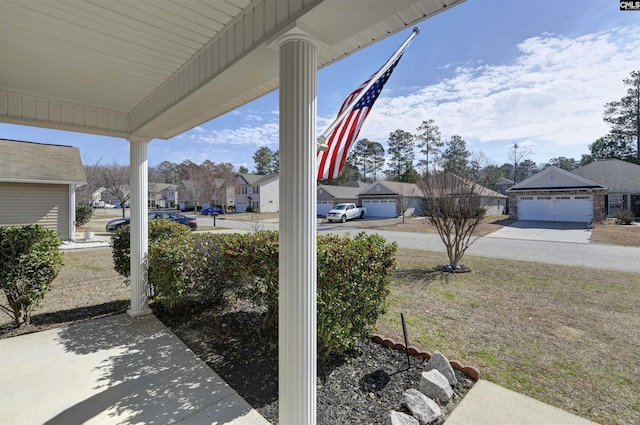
[387,410,420,425]
[404,388,442,424]
[419,369,453,403]
[425,351,458,385]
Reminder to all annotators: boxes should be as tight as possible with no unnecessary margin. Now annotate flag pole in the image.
[317,27,420,151]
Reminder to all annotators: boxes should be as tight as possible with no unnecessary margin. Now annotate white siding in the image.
[260,180,280,212]
[0,182,70,239]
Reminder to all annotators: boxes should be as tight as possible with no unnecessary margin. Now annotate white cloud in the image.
[357,26,640,164]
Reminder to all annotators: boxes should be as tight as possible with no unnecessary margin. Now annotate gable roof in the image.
[571,159,640,191]
[360,181,423,197]
[318,183,364,199]
[508,166,606,192]
[238,173,279,186]
[0,139,85,184]
[148,183,179,193]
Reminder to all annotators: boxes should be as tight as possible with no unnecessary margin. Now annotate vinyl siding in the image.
[0,183,70,239]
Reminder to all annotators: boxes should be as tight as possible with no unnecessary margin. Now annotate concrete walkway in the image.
[0,314,269,425]
[444,380,597,425]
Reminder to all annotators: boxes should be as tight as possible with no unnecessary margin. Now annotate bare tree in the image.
[418,171,492,269]
[75,158,103,206]
[101,162,130,218]
[508,143,532,184]
[179,160,213,210]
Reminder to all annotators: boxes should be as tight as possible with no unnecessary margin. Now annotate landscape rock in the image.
[419,369,454,403]
[425,350,458,385]
[404,388,442,424]
[387,410,420,425]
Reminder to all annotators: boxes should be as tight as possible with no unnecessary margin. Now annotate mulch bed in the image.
[153,301,475,424]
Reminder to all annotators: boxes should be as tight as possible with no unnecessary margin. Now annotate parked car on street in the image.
[106,212,197,232]
[201,206,224,215]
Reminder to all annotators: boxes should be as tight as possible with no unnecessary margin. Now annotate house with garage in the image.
[570,159,640,219]
[358,181,424,218]
[507,166,607,223]
[0,139,86,240]
[235,173,279,213]
[317,181,367,217]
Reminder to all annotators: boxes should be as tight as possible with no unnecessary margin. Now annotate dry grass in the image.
[376,249,640,425]
[0,248,129,334]
[590,223,640,246]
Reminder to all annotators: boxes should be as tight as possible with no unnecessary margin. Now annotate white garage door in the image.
[518,195,593,222]
[363,200,397,218]
[317,201,334,217]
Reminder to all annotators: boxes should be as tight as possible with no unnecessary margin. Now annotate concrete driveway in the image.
[484,221,592,244]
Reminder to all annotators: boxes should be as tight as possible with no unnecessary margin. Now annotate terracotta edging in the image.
[371,334,480,380]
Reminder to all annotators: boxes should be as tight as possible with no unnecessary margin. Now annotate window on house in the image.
[255,186,259,194]
[549,174,557,183]
[242,186,247,195]
[608,194,623,216]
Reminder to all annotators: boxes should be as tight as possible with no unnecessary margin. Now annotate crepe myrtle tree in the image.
[418,170,491,269]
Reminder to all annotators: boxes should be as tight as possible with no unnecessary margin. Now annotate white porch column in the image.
[69,184,76,240]
[278,33,318,425]
[127,137,152,317]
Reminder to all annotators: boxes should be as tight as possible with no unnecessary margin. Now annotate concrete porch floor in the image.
[0,313,269,425]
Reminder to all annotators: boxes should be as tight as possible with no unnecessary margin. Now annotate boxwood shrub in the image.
[0,225,63,327]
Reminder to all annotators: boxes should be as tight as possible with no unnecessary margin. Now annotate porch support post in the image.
[69,184,76,240]
[127,137,152,317]
[278,32,318,425]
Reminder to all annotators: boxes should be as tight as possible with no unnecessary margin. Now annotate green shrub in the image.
[0,225,63,327]
[188,233,235,306]
[111,219,191,289]
[222,231,396,360]
[75,205,93,226]
[317,232,397,361]
[223,231,279,329]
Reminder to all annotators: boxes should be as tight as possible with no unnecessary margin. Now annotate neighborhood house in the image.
[0,139,86,240]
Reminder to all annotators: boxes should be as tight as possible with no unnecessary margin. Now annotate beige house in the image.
[507,166,607,223]
[0,139,86,240]
[316,181,368,217]
[358,181,424,217]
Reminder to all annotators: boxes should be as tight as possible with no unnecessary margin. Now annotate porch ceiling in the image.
[0,0,464,140]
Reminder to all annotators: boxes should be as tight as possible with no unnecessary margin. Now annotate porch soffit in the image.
[0,0,465,140]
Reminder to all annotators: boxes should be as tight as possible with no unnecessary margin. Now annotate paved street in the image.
[213,218,640,273]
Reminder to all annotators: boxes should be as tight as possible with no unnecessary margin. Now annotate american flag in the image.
[317,54,404,180]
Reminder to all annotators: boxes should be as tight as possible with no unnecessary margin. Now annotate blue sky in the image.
[1,0,639,172]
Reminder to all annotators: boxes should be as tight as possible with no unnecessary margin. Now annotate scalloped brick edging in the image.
[371,334,480,380]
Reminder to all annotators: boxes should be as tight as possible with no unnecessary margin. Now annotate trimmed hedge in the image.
[317,232,397,360]
[223,231,279,330]
[0,225,63,326]
[111,228,397,360]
